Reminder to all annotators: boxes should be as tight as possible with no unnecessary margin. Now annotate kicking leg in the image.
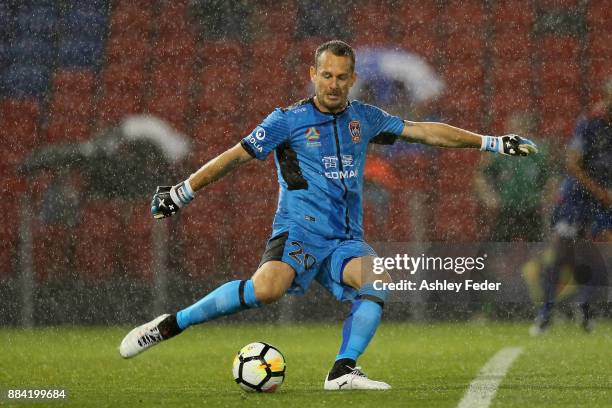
[325,256,391,390]
[119,261,295,358]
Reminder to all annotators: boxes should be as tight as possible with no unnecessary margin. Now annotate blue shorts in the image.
[552,178,612,238]
[258,229,377,301]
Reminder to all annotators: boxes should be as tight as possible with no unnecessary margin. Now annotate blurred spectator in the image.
[530,78,612,335]
[22,115,190,201]
[474,112,557,242]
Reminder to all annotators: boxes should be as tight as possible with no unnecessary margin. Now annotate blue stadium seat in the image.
[58,38,104,66]
[9,36,55,64]
[0,3,13,38]
[60,7,108,40]
[2,63,50,97]
[15,6,57,38]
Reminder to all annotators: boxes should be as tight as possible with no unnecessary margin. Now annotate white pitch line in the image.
[457,347,523,408]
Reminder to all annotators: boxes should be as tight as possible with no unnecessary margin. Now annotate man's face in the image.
[310,51,356,113]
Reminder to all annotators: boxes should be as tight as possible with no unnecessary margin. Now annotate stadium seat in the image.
[97,62,146,123]
[191,120,242,157]
[0,98,39,169]
[32,223,72,282]
[350,2,395,46]
[492,30,534,61]
[153,31,196,65]
[588,34,612,58]
[0,199,19,280]
[540,35,580,61]
[57,37,105,66]
[443,0,486,34]
[540,61,580,93]
[144,94,189,132]
[121,203,154,281]
[436,150,479,193]
[491,61,533,93]
[201,40,246,68]
[105,32,151,65]
[444,30,485,62]
[15,5,57,38]
[431,192,478,242]
[176,195,230,279]
[73,200,123,282]
[197,65,245,120]
[492,0,534,31]
[539,0,579,8]
[9,37,55,65]
[587,0,612,29]
[251,2,297,39]
[539,91,581,138]
[400,25,439,62]
[51,69,96,95]
[2,63,50,97]
[108,3,153,36]
[45,118,91,143]
[60,5,108,40]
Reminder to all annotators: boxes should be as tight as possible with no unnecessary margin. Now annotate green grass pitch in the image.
[1,322,610,407]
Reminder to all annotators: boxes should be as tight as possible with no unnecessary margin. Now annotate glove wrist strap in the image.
[170,179,195,208]
[481,135,500,153]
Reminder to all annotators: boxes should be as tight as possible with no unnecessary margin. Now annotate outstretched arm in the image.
[188,142,253,191]
[151,142,253,219]
[400,121,538,156]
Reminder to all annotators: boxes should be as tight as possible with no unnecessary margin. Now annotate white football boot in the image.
[324,366,391,390]
[119,314,170,358]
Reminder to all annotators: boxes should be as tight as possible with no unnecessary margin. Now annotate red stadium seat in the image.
[201,40,246,67]
[144,94,189,131]
[400,26,439,63]
[176,195,231,279]
[540,35,580,60]
[105,31,151,65]
[109,2,154,37]
[251,2,297,39]
[444,30,485,62]
[73,200,123,282]
[32,223,72,282]
[97,63,146,124]
[443,0,487,34]
[492,0,535,30]
[432,193,479,242]
[539,0,580,8]
[436,150,479,193]
[51,69,96,96]
[351,2,395,46]
[492,30,534,61]
[45,117,91,143]
[587,0,612,29]
[0,98,40,171]
[491,61,533,93]
[539,91,582,138]
[121,203,154,281]
[152,31,196,65]
[588,34,612,57]
[540,61,580,93]
[0,199,19,280]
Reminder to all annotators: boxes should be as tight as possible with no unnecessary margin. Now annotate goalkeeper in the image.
[119,40,537,390]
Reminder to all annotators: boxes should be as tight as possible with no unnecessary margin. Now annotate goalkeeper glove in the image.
[481,134,538,156]
[151,180,194,219]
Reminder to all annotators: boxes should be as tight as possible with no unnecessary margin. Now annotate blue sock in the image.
[176,280,260,330]
[336,283,387,361]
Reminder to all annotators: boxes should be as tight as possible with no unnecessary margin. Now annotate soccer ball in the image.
[232,342,286,392]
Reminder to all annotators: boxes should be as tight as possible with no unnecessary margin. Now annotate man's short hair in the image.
[314,40,355,72]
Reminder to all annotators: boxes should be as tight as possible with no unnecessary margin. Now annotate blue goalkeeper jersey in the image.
[241,98,405,240]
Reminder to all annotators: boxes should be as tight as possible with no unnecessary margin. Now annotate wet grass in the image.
[1,321,610,407]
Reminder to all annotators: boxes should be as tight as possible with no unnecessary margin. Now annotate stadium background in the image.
[0,0,610,326]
